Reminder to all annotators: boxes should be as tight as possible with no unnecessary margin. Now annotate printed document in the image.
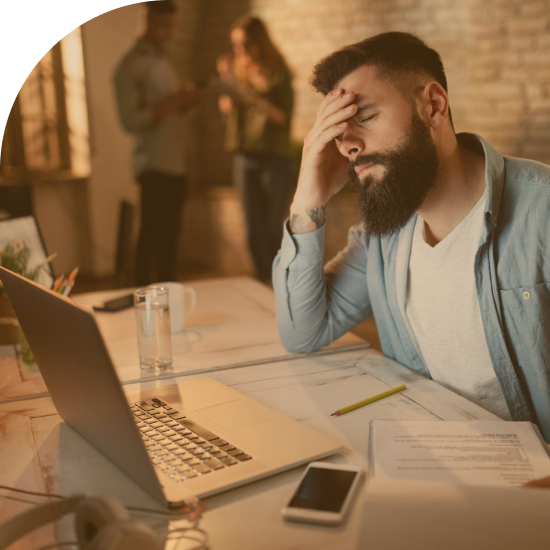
[369,420,550,487]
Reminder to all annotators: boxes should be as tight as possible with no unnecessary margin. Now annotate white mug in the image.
[148,282,197,334]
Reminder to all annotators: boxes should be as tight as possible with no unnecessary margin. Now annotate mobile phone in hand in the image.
[92,294,134,312]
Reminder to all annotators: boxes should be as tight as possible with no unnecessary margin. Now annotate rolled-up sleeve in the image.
[113,58,154,133]
[273,220,372,353]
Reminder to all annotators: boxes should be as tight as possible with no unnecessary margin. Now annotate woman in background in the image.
[217,16,294,282]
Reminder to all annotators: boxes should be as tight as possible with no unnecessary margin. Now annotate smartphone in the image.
[92,293,134,312]
[281,462,363,525]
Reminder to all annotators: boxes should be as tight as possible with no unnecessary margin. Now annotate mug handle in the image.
[183,287,197,316]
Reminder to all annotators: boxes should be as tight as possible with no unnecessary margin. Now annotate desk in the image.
[0,276,367,401]
[0,348,499,549]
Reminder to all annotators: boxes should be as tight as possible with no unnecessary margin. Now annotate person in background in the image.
[217,16,294,282]
[114,0,202,285]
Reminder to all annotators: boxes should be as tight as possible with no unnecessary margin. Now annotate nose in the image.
[337,127,365,160]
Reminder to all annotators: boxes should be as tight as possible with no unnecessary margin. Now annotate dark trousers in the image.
[233,154,293,281]
[135,171,186,286]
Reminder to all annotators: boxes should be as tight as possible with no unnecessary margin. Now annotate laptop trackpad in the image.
[195,399,278,432]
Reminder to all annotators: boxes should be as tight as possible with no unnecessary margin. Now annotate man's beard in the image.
[348,110,439,237]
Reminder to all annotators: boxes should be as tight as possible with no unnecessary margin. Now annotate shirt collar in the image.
[456,133,505,227]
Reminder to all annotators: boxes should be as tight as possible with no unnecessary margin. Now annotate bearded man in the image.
[272,32,550,443]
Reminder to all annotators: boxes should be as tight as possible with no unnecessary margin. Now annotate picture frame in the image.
[0,215,54,289]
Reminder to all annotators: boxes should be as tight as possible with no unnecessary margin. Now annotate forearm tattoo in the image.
[289,206,326,234]
[306,206,326,228]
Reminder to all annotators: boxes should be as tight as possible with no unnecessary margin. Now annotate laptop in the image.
[0,267,341,507]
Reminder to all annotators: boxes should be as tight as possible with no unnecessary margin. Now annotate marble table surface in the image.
[0,347,499,549]
[0,276,368,402]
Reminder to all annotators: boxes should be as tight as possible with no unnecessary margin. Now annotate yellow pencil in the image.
[330,384,407,416]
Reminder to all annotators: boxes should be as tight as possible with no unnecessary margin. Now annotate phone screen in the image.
[93,294,134,312]
[287,467,359,513]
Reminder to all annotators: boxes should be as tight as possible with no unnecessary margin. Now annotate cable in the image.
[166,524,209,549]
[0,484,210,549]
[0,484,65,501]
[0,485,201,519]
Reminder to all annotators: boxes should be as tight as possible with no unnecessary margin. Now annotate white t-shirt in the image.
[405,192,511,419]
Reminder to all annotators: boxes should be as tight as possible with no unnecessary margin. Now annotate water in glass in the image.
[135,300,172,370]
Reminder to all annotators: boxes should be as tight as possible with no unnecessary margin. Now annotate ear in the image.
[418,81,449,129]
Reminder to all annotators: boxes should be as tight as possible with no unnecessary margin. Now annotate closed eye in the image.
[359,115,376,123]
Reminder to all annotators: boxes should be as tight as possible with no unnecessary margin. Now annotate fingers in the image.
[302,87,356,166]
[309,89,356,141]
[316,87,344,115]
[317,89,356,120]
[306,100,356,151]
[307,122,349,156]
[314,102,357,137]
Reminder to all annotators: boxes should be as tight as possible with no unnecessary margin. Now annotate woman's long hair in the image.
[231,16,288,80]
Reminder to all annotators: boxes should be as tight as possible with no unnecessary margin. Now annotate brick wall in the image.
[168,0,550,276]
[464,0,550,162]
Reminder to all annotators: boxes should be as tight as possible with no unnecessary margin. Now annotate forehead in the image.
[336,65,407,108]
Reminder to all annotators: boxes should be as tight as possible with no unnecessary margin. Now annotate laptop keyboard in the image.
[131,397,252,483]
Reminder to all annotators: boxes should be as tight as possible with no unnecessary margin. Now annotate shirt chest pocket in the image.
[499,282,550,352]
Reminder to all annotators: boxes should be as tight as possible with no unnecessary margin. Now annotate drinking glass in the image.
[134,287,172,370]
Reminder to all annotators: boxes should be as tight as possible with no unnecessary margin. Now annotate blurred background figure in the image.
[114,0,202,286]
[217,16,294,282]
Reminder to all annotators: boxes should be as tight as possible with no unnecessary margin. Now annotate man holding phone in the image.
[114,1,203,285]
[273,33,550,444]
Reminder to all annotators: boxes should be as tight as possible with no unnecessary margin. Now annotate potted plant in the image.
[0,240,51,356]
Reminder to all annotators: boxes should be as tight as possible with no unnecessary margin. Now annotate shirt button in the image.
[522,290,531,300]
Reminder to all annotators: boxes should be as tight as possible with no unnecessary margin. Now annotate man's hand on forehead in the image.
[288,86,356,234]
[320,87,358,127]
[331,88,379,126]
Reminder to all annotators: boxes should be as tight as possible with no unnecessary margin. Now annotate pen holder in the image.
[18,326,36,366]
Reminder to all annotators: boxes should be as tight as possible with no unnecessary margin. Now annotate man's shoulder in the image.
[499,155,550,239]
[504,155,550,188]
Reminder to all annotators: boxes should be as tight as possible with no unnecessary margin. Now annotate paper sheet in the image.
[370,420,550,487]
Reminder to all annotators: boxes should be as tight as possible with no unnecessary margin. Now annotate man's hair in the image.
[144,1,177,15]
[310,32,453,127]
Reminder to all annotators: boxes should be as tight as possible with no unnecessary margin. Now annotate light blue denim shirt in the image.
[273,134,550,441]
